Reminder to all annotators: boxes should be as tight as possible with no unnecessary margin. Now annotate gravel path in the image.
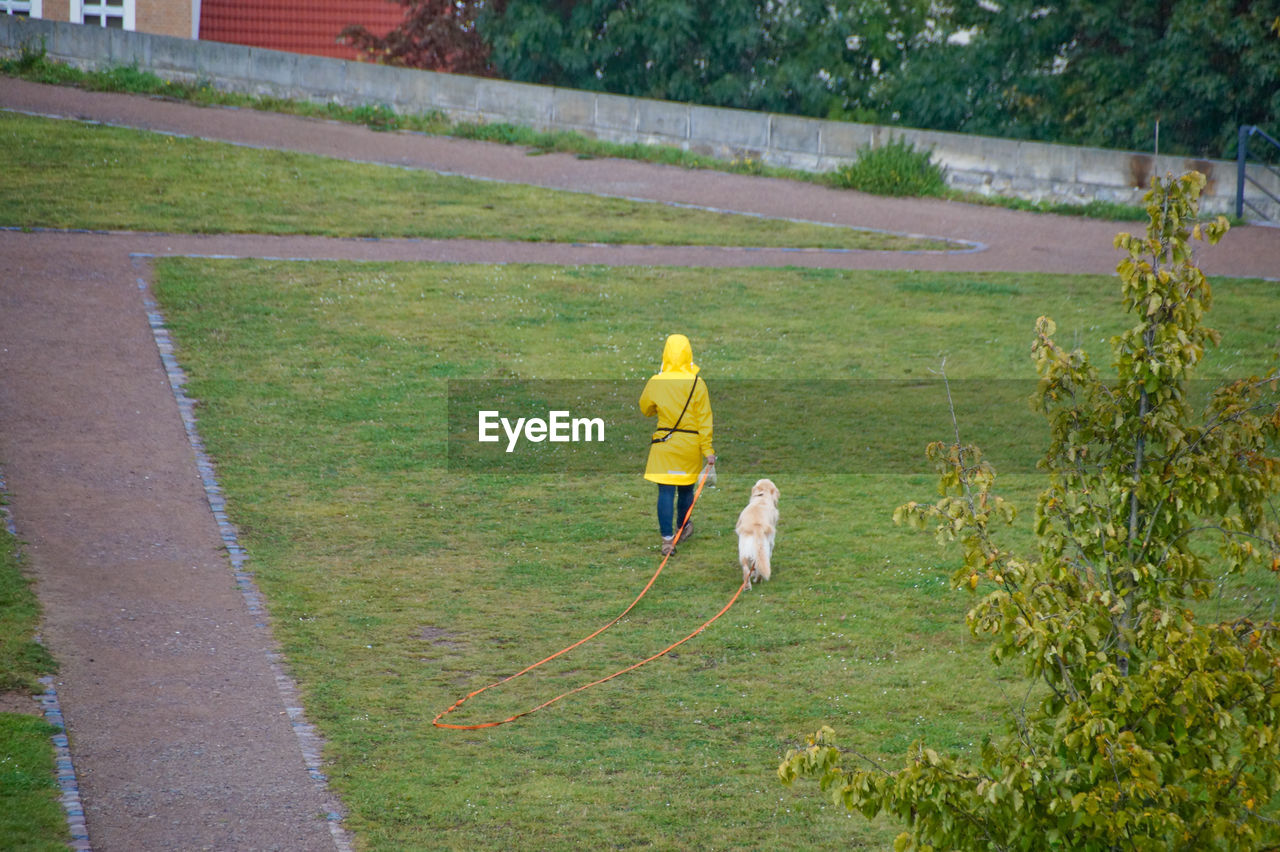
[0,78,1276,851]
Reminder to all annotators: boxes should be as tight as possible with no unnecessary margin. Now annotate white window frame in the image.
[1,0,43,17]
[71,0,134,30]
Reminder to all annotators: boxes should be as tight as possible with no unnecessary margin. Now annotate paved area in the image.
[0,78,1276,851]
[0,231,346,850]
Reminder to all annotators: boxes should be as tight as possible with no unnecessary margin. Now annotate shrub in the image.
[15,33,47,72]
[830,138,946,197]
[332,102,401,132]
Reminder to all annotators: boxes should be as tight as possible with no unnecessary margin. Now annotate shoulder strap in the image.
[651,375,699,444]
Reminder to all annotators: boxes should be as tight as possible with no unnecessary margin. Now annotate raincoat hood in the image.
[660,334,700,375]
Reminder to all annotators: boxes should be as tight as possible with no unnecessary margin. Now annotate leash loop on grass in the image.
[433,463,743,730]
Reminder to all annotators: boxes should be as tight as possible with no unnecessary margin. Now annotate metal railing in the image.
[1236,125,1280,222]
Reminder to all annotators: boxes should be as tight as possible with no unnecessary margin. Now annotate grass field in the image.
[4,108,1277,850]
[0,111,959,251]
[151,259,1279,850]
[0,523,66,851]
[1,56,1155,222]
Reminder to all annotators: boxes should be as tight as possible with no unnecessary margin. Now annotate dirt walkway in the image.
[0,232,346,851]
[0,79,1276,852]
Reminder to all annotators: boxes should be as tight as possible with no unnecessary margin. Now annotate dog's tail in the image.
[753,534,771,583]
[739,532,771,583]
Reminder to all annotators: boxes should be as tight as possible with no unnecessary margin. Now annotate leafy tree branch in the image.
[780,172,1280,850]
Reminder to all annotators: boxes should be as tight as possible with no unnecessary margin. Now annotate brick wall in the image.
[199,0,403,61]
[22,1,187,35]
[35,0,69,22]
[136,0,189,39]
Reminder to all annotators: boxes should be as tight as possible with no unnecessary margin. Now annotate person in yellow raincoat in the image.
[639,334,716,556]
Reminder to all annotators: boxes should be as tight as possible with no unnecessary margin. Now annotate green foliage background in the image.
[469,0,1280,158]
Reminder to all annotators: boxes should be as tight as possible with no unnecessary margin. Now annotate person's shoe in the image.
[660,536,677,556]
[678,520,694,542]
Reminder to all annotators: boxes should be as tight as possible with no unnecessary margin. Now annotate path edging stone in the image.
[0,470,90,851]
[134,255,355,852]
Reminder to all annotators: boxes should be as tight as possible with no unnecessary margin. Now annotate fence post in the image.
[1237,125,1252,219]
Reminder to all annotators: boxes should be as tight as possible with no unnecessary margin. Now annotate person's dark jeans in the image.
[657,483,695,538]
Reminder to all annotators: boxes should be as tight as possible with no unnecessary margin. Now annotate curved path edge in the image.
[4,77,1279,279]
[138,262,355,852]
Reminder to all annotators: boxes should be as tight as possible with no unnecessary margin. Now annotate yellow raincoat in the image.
[639,334,714,485]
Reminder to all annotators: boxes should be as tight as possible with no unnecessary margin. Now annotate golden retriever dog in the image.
[735,479,779,590]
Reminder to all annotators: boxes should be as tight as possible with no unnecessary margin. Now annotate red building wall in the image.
[199,0,405,61]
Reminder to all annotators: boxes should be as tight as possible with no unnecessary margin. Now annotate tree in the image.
[340,0,493,76]
[348,1,1279,158]
[478,0,764,105]
[779,171,1280,850]
[474,0,934,120]
[866,0,1073,141]
[875,0,1280,158]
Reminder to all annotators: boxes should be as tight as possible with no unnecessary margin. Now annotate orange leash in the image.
[433,464,741,730]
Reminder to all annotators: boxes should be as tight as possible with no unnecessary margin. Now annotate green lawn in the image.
[151,258,1279,850]
[4,105,1276,850]
[2,57,1153,222]
[0,524,66,851]
[0,112,959,251]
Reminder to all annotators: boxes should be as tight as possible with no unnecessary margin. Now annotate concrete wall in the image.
[4,16,1277,221]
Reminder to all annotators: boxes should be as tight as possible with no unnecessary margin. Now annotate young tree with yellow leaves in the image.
[780,172,1280,851]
